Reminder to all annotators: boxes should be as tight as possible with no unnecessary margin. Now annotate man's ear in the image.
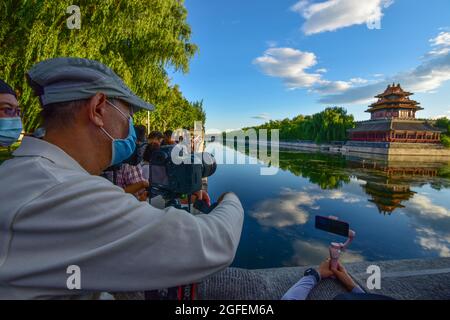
[88,93,107,127]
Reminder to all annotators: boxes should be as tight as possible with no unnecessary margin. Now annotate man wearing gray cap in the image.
[0,58,244,299]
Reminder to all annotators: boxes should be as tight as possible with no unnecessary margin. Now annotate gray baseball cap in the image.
[26,57,154,111]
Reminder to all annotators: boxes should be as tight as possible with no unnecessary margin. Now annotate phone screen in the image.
[315,216,349,237]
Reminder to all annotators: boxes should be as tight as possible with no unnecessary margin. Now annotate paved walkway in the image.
[197,258,450,300]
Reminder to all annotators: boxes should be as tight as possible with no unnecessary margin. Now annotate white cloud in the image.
[254,47,368,93]
[428,32,450,57]
[430,31,450,47]
[253,48,321,88]
[314,80,352,94]
[291,0,394,35]
[319,82,387,104]
[428,47,450,57]
[255,30,450,104]
[291,0,310,13]
[350,78,369,85]
[319,31,450,105]
[252,113,271,120]
[314,78,370,94]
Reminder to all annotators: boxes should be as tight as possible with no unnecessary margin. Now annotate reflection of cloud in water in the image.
[353,179,366,185]
[404,194,450,257]
[416,228,450,257]
[250,188,314,228]
[408,194,450,219]
[286,240,365,266]
[329,190,361,203]
[250,187,362,228]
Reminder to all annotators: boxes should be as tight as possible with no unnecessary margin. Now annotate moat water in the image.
[205,142,450,269]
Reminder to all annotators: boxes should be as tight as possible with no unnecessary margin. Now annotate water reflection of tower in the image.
[363,181,416,215]
[348,158,439,215]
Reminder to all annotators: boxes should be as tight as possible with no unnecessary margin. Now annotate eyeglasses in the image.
[0,106,21,117]
[106,100,132,121]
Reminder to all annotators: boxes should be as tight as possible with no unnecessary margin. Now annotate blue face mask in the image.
[101,101,137,166]
[0,117,23,147]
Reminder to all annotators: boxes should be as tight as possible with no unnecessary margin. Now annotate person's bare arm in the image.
[124,180,149,195]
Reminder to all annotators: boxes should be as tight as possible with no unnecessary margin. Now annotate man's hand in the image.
[318,258,334,279]
[124,180,149,196]
[137,190,149,202]
[191,191,235,209]
[191,190,211,207]
[331,262,357,291]
[217,192,235,204]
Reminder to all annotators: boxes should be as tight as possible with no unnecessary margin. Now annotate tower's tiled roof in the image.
[368,83,422,112]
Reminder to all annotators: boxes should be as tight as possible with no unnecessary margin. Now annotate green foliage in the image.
[0,148,12,164]
[278,151,351,189]
[442,135,450,148]
[435,118,450,148]
[243,107,355,143]
[235,141,351,190]
[135,86,206,132]
[0,0,204,132]
[0,142,19,164]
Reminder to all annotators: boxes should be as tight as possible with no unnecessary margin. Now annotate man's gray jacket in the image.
[0,137,244,299]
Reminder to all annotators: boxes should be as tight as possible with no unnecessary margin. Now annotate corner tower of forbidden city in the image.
[348,84,442,143]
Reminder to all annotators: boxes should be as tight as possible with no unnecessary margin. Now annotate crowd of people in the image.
[0,58,390,300]
[99,125,194,203]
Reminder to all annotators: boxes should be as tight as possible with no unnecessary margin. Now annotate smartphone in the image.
[315,216,349,237]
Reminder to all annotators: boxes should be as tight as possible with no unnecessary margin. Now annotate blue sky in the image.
[169,0,450,132]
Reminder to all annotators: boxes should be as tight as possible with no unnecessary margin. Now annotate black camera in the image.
[103,142,147,173]
[150,144,217,196]
[124,142,147,166]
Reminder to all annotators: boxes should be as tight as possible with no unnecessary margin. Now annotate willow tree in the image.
[0,0,202,132]
[245,107,355,142]
[145,85,205,132]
